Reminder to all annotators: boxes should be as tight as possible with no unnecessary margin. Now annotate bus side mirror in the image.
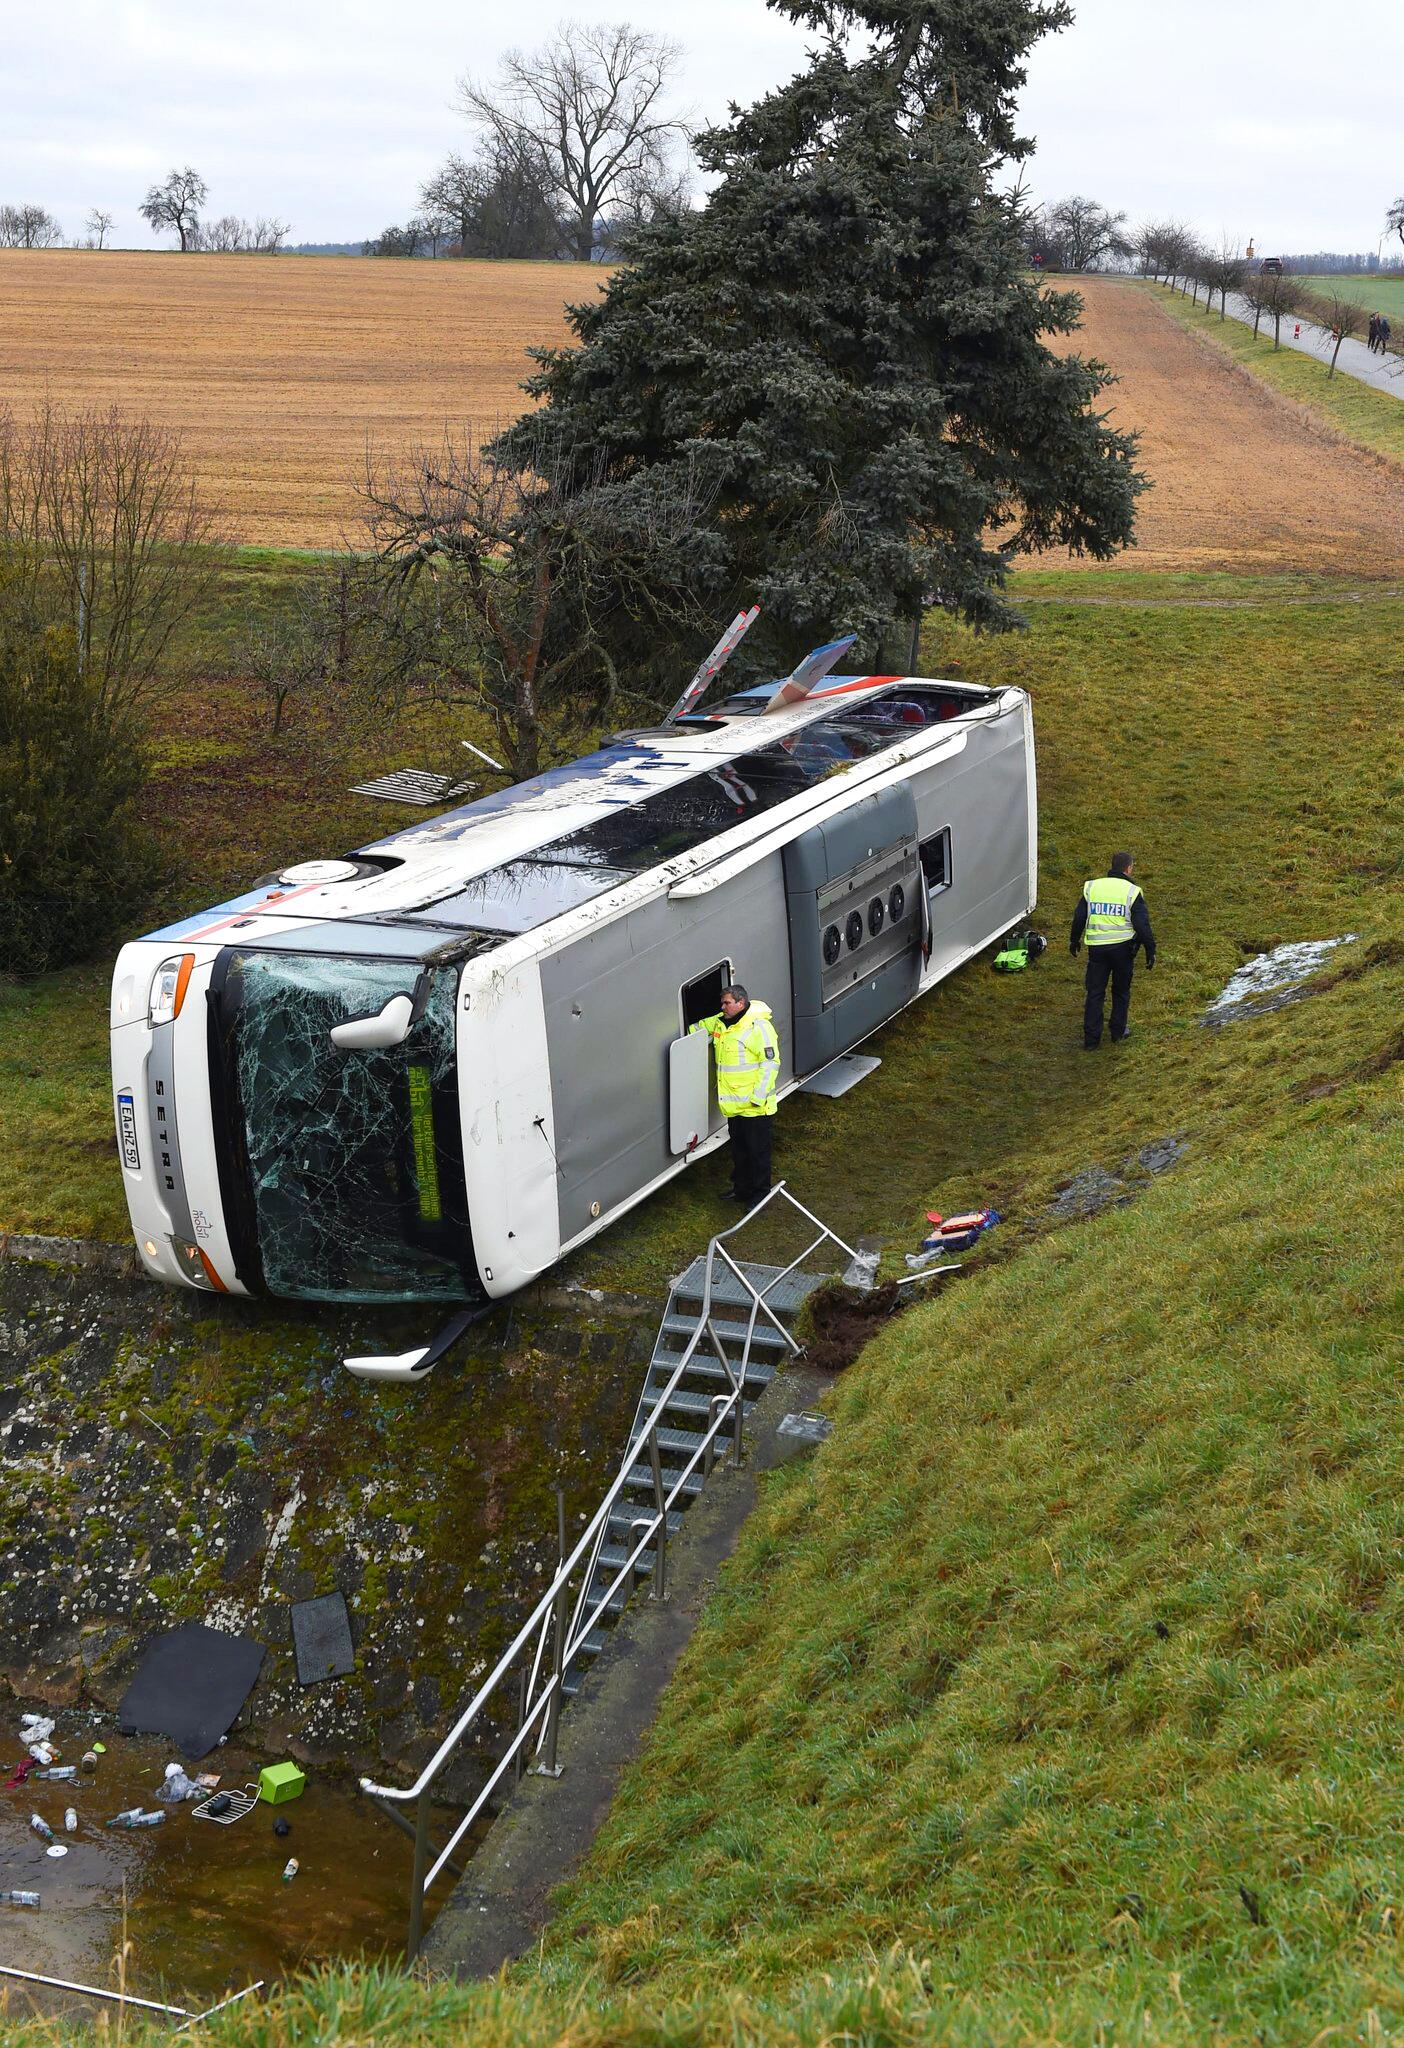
[329,993,415,1051]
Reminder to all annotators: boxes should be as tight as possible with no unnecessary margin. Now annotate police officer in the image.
[1070,852,1156,1049]
[690,983,780,1204]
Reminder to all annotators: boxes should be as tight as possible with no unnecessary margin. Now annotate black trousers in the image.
[1084,941,1136,1046]
[727,1114,774,1203]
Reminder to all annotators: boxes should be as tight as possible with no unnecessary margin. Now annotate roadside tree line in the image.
[1137,223,1397,376]
[0,173,289,253]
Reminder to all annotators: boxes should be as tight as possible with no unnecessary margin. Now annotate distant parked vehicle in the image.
[1260,257,1284,275]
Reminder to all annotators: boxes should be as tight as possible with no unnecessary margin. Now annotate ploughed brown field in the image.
[1046,277,1404,577]
[0,248,596,548]
[3,254,1401,572]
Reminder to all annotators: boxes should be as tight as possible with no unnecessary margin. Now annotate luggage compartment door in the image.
[784,785,921,1078]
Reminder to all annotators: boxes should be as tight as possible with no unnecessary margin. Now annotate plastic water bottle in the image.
[39,1766,77,1782]
[28,1814,54,1842]
[2,1890,41,1909]
[65,1808,78,1833]
[281,1857,299,1883]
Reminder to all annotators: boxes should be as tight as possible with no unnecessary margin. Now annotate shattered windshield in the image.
[218,952,476,1304]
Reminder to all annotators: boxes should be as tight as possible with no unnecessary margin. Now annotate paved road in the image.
[1219,291,1403,399]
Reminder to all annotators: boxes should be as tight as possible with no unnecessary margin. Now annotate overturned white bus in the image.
[110,665,1036,1305]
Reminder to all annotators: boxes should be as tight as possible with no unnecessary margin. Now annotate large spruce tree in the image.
[503,0,1143,678]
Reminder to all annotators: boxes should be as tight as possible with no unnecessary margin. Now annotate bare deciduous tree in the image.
[411,209,456,258]
[1201,238,1247,320]
[0,203,64,249]
[1256,263,1298,349]
[363,222,424,259]
[84,207,114,250]
[422,141,561,260]
[0,401,224,719]
[1035,194,1132,272]
[1300,284,1368,377]
[458,22,689,263]
[357,420,719,776]
[1387,197,1404,254]
[139,166,207,251]
[248,217,290,253]
[198,214,246,252]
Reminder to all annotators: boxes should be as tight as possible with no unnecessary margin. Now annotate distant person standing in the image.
[1369,313,1380,353]
[1380,316,1392,355]
[1070,853,1156,1050]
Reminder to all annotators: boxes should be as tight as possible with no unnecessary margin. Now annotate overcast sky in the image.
[4,0,1398,255]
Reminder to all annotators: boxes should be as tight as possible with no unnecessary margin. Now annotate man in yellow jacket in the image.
[691,983,780,1205]
[1070,851,1157,1049]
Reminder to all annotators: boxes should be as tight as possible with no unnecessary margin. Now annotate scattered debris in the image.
[193,1786,259,1826]
[992,929,1047,972]
[106,1808,165,1829]
[348,768,477,806]
[257,1761,306,1805]
[291,1591,356,1686]
[29,1812,54,1841]
[1204,935,1358,1025]
[281,1856,300,1883]
[840,1247,880,1292]
[774,1412,833,1464]
[1,1890,41,1908]
[157,1762,203,1802]
[908,1206,1000,1261]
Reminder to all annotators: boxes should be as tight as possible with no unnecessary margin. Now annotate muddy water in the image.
[0,1713,430,2020]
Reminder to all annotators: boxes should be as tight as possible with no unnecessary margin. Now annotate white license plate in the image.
[117,1092,140,1171]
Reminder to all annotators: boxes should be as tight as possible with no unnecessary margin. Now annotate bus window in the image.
[920,828,952,895]
[681,961,732,1031]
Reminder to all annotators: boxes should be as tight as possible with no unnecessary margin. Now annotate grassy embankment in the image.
[1150,283,1404,470]
[5,579,1401,2047]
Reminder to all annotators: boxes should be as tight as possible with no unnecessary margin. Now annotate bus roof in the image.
[143,675,1005,949]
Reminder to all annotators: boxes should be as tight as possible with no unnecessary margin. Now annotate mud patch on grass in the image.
[799,1282,903,1374]
[1040,1135,1191,1226]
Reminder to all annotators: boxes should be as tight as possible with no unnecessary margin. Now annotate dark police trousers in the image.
[727,1114,773,1204]
[1084,940,1137,1047]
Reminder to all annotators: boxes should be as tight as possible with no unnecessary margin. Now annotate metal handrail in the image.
[364,1182,858,1957]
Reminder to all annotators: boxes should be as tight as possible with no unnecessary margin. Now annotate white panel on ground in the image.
[799,1054,882,1099]
[668,1034,712,1154]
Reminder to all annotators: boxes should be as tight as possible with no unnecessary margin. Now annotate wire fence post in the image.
[649,1423,668,1601]
[537,1574,570,1777]
[406,1789,431,1962]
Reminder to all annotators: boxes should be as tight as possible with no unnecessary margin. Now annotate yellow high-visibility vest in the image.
[690,1002,780,1118]
[1083,876,1141,945]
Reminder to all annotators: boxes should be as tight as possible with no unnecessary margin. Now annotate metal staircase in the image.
[361,1184,858,1959]
[563,1252,821,1697]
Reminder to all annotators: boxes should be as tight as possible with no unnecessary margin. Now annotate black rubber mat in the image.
[116,1623,265,1758]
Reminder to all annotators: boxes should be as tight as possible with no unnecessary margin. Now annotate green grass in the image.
[1301,273,1404,322]
[1150,284,1404,468]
